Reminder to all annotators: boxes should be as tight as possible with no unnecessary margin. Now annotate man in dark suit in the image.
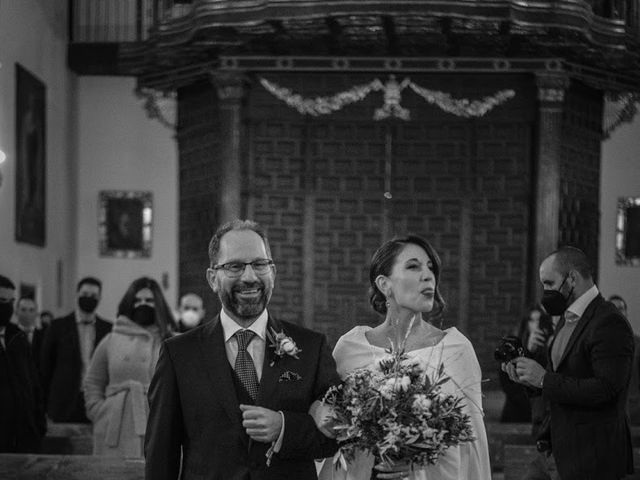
[15,297,46,375]
[505,246,635,480]
[146,219,339,480]
[41,277,111,422]
[0,275,46,452]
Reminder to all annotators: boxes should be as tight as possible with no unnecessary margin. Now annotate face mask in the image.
[0,303,14,327]
[78,296,99,314]
[540,275,574,316]
[132,304,156,326]
[180,310,201,329]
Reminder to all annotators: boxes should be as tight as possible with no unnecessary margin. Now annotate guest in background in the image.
[39,310,53,331]
[609,294,640,424]
[15,297,46,375]
[41,277,112,423]
[176,292,205,333]
[499,305,554,425]
[84,277,176,458]
[0,275,46,453]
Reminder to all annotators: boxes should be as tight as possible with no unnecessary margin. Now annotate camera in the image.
[494,335,525,363]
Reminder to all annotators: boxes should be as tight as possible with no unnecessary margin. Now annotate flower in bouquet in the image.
[322,318,474,472]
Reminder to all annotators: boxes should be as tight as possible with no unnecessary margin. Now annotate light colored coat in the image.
[83,315,162,458]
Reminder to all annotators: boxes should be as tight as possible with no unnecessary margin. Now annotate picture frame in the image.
[15,64,46,247]
[615,196,640,266]
[98,190,153,258]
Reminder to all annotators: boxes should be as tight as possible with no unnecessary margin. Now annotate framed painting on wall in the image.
[616,196,640,266]
[98,190,153,258]
[15,63,46,247]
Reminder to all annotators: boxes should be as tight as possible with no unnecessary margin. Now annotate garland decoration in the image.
[260,75,515,120]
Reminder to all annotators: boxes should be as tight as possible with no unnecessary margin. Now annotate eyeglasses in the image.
[213,259,274,278]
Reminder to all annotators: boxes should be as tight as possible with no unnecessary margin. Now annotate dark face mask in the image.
[132,304,156,326]
[0,302,14,327]
[78,296,99,314]
[540,275,574,316]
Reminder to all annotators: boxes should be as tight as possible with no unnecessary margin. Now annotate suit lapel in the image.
[555,295,603,371]
[199,316,242,426]
[68,314,82,363]
[256,315,284,409]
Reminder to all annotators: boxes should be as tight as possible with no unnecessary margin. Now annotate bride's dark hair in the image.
[368,235,446,318]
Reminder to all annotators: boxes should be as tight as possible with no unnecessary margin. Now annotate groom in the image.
[145,219,339,480]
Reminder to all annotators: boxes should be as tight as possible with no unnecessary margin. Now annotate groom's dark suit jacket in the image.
[145,314,339,480]
[541,295,634,480]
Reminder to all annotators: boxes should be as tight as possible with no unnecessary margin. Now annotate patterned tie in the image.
[234,330,259,401]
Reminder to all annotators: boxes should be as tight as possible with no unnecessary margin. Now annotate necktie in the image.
[234,330,259,401]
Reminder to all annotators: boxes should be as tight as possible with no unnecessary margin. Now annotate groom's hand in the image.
[240,404,283,443]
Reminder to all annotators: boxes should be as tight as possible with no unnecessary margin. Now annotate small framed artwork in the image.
[15,64,46,247]
[99,190,152,258]
[615,196,640,266]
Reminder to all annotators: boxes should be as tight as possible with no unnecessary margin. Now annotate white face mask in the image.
[180,310,202,328]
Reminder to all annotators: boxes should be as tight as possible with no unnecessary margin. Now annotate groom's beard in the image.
[219,280,271,320]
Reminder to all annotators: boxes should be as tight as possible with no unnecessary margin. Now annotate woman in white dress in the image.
[317,235,491,480]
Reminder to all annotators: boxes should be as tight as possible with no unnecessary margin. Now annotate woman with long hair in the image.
[83,277,176,458]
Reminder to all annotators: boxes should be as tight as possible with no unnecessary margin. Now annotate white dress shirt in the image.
[220,308,268,380]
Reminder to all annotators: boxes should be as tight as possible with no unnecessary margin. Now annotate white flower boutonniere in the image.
[266,327,301,366]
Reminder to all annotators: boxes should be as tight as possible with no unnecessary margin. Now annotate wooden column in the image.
[210,71,246,223]
[530,72,569,301]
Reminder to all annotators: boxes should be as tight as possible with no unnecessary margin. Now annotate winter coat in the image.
[83,315,162,458]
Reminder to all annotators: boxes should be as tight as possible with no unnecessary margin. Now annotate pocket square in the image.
[278,370,302,382]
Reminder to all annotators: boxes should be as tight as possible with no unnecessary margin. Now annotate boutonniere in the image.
[266,327,301,366]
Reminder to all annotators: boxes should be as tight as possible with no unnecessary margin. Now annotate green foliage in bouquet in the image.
[322,324,474,471]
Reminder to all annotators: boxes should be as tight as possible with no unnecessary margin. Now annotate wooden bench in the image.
[0,454,144,480]
[486,422,535,472]
[503,445,640,480]
[42,423,93,455]
[487,422,640,473]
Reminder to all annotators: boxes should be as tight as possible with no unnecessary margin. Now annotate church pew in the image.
[503,445,640,480]
[0,454,144,480]
[486,422,640,472]
[42,423,93,455]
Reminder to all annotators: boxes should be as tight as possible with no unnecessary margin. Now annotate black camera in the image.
[494,335,525,363]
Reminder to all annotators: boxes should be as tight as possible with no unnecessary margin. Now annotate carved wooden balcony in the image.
[70,0,640,92]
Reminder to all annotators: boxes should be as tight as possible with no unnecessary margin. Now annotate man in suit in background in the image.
[41,277,112,423]
[505,246,635,480]
[608,294,640,424]
[0,275,46,452]
[146,219,339,480]
[15,297,46,375]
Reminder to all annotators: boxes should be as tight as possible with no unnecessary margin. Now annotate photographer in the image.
[502,247,634,480]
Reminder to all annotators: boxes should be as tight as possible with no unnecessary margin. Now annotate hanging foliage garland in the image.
[259,75,516,120]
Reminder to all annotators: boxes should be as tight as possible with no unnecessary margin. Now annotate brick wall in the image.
[560,82,603,276]
[177,81,222,316]
[244,72,536,382]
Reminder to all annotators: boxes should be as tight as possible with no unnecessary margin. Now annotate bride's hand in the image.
[308,400,337,438]
[374,460,413,479]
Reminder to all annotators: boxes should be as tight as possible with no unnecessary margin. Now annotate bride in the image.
[316,235,491,480]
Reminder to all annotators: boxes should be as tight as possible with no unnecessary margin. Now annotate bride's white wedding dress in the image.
[317,326,491,480]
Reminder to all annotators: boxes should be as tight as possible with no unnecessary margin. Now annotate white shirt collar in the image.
[220,308,269,343]
[567,284,599,320]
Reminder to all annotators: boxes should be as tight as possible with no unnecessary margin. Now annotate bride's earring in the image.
[385,299,391,309]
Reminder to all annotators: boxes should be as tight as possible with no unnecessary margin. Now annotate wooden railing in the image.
[69,0,639,43]
[70,0,194,42]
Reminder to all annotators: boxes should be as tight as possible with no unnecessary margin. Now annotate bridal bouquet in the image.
[322,330,474,471]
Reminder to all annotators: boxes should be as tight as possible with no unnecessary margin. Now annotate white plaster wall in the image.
[0,0,77,314]
[600,115,640,332]
[75,76,178,319]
